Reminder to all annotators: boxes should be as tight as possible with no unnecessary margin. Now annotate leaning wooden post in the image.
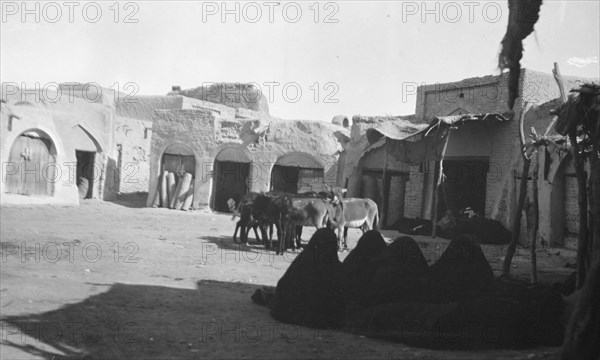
[530,138,539,284]
[591,118,600,261]
[570,128,589,289]
[544,62,567,136]
[381,139,389,228]
[502,103,531,276]
[431,126,450,238]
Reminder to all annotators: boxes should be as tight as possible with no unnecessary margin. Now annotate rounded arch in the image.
[270,152,325,194]
[71,124,102,153]
[154,142,198,209]
[214,146,251,163]
[274,151,324,169]
[5,128,57,196]
[3,126,62,158]
[164,143,195,156]
[210,143,254,163]
[18,129,57,155]
[161,143,197,177]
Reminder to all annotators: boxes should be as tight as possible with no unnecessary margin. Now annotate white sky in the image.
[1,1,599,120]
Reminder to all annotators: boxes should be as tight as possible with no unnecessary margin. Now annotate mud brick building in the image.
[0,83,347,211]
[146,84,347,211]
[340,69,598,248]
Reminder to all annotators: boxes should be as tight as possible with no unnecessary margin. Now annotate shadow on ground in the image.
[201,235,306,258]
[107,193,149,209]
[1,281,268,360]
[1,275,565,360]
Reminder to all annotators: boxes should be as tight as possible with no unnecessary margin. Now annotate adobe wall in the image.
[0,87,116,205]
[113,94,244,197]
[413,69,597,244]
[113,116,153,194]
[146,109,346,209]
[415,73,510,122]
[173,83,270,116]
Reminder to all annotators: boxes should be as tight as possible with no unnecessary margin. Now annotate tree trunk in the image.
[431,128,450,239]
[570,130,589,289]
[530,152,539,284]
[503,159,531,276]
[502,104,531,277]
[589,116,600,262]
[590,131,600,262]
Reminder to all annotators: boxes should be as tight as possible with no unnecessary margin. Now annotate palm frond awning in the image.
[363,113,508,164]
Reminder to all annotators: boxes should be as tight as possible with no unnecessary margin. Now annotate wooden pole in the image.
[530,149,539,284]
[381,139,389,228]
[544,62,567,136]
[591,118,600,262]
[431,127,450,238]
[502,103,531,276]
[570,129,589,289]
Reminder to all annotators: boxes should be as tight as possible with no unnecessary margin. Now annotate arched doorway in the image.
[211,147,251,212]
[155,143,197,210]
[71,125,102,199]
[5,129,57,196]
[270,152,324,194]
[162,143,196,177]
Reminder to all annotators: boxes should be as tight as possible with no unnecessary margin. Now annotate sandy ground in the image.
[0,195,577,360]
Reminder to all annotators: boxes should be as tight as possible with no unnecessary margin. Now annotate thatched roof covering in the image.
[362,113,508,164]
[554,83,600,136]
[352,114,417,124]
[365,119,428,144]
[365,113,508,145]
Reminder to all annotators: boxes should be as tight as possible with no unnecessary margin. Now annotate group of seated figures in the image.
[252,229,568,349]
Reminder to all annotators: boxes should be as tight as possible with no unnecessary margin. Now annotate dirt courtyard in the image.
[0,196,576,359]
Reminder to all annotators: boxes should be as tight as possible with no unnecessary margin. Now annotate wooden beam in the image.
[544,62,567,136]
[571,129,590,289]
[502,103,531,276]
[530,149,539,284]
[381,139,389,227]
[431,128,450,238]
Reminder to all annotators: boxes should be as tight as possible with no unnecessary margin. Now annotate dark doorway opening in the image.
[362,169,408,229]
[76,150,95,199]
[160,144,197,210]
[270,166,325,194]
[271,165,299,194]
[270,153,325,194]
[212,161,250,212]
[162,154,196,177]
[438,158,489,216]
[6,131,56,196]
